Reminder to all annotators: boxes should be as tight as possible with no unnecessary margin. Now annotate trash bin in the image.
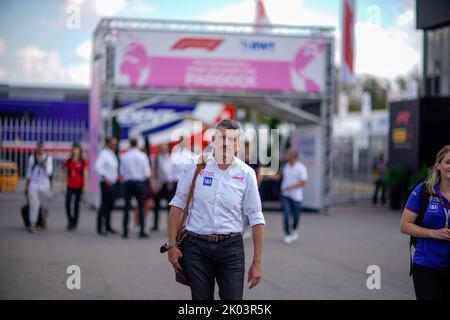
[0,162,19,192]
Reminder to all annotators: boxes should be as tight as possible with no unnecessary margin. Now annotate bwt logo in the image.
[240,40,275,52]
[171,38,223,51]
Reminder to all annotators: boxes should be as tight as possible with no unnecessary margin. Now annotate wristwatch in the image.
[164,242,177,250]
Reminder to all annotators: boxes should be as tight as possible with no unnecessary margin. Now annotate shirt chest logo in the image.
[203,177,213,186]
[232,175,244,181]
[199,170,215,177]
[428,203,439,212]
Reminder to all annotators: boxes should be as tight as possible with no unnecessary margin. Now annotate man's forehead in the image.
[216,127,240,137]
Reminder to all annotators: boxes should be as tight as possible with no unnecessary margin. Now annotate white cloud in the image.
[16,47,67,84]
[124,0,155,16]
[54,0,156,31]
[201,0,336,27]
[94,0,126,17]
[75,40,91,60]
[52,0,127,31]
[0,39,6,80]
[69,63,90,85]
[7,46,88,86]
[354,11,421,79]
[396,9,414,27]
[264,0,336,27]
[201,0,254,24]
[0,39,5,56]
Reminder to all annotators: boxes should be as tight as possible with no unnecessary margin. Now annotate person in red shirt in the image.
[62,143,88,231]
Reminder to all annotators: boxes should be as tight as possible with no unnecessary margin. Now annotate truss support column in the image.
[321,37,334,215]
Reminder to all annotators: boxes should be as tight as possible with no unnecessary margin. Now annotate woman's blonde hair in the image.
[425,145,450,194]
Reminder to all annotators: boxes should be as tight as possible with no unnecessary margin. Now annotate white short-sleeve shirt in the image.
[281,161,308,202]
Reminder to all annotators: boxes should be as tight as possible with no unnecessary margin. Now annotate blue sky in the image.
[0,0,421,87]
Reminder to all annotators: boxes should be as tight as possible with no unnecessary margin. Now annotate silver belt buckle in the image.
[208,235,219,242]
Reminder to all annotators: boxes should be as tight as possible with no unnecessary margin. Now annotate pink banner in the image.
[115,31,327,93]
[125,57,293,91]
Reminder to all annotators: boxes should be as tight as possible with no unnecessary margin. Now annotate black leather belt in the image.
[186,231,242,243]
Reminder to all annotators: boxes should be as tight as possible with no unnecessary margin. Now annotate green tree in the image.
[362,76,388,110]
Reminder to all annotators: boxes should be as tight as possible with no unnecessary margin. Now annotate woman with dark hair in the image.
[62,143,88,231]
[400,145,450,300]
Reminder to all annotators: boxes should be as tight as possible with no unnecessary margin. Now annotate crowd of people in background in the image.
[22,136,309,244]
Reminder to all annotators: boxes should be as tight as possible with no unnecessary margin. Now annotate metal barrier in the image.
[330,135,388,204]
[0,117,88,182]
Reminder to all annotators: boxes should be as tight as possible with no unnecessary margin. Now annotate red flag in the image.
[341,0,355,86]
[254,0,270,33]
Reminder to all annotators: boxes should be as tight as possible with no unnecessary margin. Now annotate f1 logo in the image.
[171,38,223,51]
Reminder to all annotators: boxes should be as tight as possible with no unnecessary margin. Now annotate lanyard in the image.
[436,192,450,228]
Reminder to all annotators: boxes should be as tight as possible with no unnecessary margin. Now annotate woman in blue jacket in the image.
[400,145,450,300]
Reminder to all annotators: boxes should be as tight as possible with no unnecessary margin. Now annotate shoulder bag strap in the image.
[175,154,207,242]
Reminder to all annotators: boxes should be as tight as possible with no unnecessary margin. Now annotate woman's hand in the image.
[430,228,450,241]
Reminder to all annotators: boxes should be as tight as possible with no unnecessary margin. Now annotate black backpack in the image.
[408,184,430,276]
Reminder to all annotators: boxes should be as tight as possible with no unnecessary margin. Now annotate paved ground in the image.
[0,191,415,300]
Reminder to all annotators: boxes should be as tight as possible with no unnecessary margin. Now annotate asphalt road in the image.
[0,193,415,300]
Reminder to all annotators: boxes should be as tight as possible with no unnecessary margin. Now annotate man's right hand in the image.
[168,247,183,273]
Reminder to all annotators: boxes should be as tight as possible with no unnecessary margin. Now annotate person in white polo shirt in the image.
[95,136,119,236]
[280,148,308,244]
[120,137,151,239]
[164,119,266,300]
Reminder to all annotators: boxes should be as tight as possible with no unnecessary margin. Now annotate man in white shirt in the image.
[170,137,195,181]
[150,143,178,231]
[24,141,53,233]
[280,149,308,244]
[120,138,151,239]
[95,137,119,236]
[165,119,266,300]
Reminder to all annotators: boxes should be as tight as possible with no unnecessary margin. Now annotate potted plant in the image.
[408,165,430,194]
[385,164,407,210]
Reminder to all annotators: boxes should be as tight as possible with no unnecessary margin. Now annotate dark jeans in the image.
[65,187,82,228]
[152,182,176,230]
[372,179,386,205]
[281,195,302,235]
[123,180,146,236]
[97,182,118,233]
[183,234,245,300]
[412,263,450,300]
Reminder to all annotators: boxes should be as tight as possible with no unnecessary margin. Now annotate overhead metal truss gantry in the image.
[91,17,335,212]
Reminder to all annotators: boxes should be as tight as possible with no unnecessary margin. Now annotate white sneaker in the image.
[291,230,299,241]
[283,235,293,244]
